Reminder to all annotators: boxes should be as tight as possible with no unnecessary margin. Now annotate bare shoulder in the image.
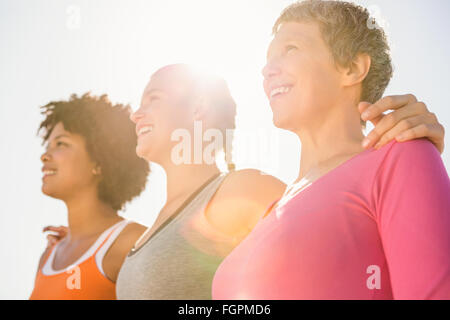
[205,169,286,241]
[102,222,147,282]
[109,222,147,255]
[218,169,286,202]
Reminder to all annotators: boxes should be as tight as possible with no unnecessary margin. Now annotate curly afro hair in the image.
[38,93,150,211]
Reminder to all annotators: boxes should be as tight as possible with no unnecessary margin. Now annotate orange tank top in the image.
[29,220,130,300]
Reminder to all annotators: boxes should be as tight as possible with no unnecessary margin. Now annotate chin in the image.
[270,99,297,129]
[272,112,292,130]
[41,185,61,199]
[135,145,153,162]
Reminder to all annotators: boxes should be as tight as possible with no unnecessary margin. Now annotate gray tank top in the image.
[116,172,235,300]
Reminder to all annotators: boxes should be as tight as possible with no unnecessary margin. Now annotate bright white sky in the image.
[1,0,449,299]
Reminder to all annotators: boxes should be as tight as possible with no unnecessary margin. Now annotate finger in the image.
[46,235,58,247]
[369,115,384,127]
[363,102,428,149]
[395,123,445,153]
[373,114,432,149]
[361,94,418,121]
[43,226,69,237]
[46,234,61,242]
[43,225,65,232]
[358,102,383,126]
[358,101,371,114]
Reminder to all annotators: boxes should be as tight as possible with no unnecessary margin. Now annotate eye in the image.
[56,141,67,147]
[286,45,298,53]
[149,95,160,102]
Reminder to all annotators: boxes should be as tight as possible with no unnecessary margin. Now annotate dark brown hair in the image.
[38,93,150,211]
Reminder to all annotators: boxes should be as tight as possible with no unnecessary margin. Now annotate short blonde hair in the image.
[273,0,393,103]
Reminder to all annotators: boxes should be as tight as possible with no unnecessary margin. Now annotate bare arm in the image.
[102,222,147,282]
[206,169,286,243]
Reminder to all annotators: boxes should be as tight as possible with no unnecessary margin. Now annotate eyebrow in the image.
[53,134,70,140]
[277,32,311,46]
[44,134,70,149]
[45,134,70,145]
[266,34,310,59]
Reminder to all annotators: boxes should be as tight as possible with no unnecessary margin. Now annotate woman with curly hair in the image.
[29,93,150,300]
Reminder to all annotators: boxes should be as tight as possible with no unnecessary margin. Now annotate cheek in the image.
[293,56,341,104]
[295,57,324,87]
[309,54,341,90]
[135,109,181,158]
[42,153,92,195]
[165,104,195,138]
[63,150,95,185]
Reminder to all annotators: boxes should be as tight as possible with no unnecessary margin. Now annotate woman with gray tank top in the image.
[116,64,287,299]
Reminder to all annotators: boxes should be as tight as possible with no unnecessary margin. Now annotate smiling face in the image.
[131,65,197,164]
[41,122,99,199]
[262,22,344,131]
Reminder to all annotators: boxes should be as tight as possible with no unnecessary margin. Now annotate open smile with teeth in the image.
[270,86,292,99]
[43,170,56,177]
[138,126,153,136]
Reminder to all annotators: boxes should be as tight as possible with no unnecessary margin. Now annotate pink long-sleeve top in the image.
[212,139,450,299]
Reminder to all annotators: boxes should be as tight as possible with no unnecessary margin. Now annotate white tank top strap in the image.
[41,219,130,276]
[41,244,58,275]
[95,219,132,277]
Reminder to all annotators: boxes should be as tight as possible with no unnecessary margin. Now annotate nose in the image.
[262,59,282,81]
[41,151,51,163]
[130,107,144,124]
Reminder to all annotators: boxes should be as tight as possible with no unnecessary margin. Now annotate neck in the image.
[294,99,365,182]
[161,160,220,207]
[63,186,119,241]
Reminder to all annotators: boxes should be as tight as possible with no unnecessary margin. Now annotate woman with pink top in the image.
[212,1,450,299]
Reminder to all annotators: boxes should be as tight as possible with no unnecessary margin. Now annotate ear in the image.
[92,165,102,176]
[342,53,371,87]
[192,95,209,121]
